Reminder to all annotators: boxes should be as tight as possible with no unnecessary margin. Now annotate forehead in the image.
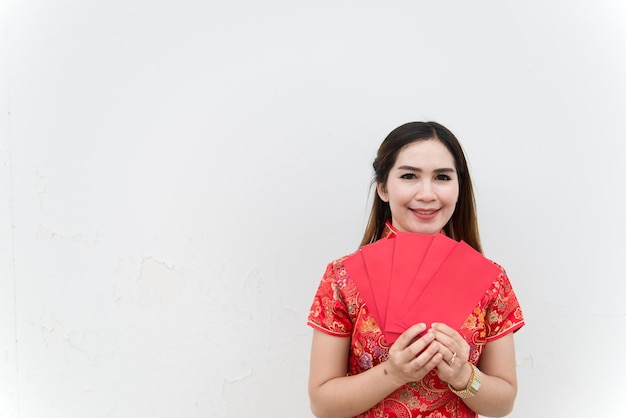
[394,139,456,168]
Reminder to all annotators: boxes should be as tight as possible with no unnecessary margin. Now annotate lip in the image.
[410,208,440,220]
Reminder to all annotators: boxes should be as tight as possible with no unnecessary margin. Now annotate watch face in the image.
[469,379,481,393]
[469,368,482,393]
[449,365,482,398]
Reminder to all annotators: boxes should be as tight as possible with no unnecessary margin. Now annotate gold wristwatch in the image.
[449,363,483,399]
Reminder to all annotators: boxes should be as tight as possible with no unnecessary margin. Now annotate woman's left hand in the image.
[430,322,472,389]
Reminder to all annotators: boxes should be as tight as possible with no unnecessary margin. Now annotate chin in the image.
[413,223,445,235]
[407,226,439,235]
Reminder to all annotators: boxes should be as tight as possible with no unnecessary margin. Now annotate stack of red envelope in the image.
[343,231,499,345]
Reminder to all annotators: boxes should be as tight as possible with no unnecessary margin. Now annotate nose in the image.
[415,180,436,201]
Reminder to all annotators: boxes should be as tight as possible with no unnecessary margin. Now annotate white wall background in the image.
[1,1,625,417]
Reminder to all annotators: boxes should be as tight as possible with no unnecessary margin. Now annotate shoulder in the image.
[308,251,362,336]
[322,251,359,281]
[486,260,517,295]
[312,251,361,300]
[481,259,525,339]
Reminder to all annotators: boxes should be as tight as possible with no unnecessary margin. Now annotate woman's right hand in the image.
[385,323,443,386]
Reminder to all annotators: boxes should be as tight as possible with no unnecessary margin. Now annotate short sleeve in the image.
[484,267,525,342]
[307,259,353,337]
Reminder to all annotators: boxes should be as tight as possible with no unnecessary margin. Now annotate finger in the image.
[427,339,453,367]
[393,323,427,350]
[435,344,456,365]
[431,322,457,339]
[429,335,454,359]
[430,323,462,348]
[404,329,436,360]
[410,340,443,371]
[417,351,444,374]
[443,348,458,367]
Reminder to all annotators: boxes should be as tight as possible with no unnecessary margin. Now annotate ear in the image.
[376,182,389,202]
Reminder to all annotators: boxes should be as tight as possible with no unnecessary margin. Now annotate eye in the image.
[435,173,452,181]
[400,172,417,180]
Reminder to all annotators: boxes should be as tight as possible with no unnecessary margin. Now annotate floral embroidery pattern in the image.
[308,254,524,418]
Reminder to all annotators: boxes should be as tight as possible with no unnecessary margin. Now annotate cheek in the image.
[385,183,409,204]
[437,183,458,199]
[450,183,460,203]
[443,185,460,209]
[395,188,417,205]
[452,188,460,205]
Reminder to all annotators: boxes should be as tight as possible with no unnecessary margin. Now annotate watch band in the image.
[448,363,483,399]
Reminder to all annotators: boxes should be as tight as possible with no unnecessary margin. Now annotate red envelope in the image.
[394,241,499,335]
[343,231,499,346]
[385,233,434,333]
[343,237,395,330]
[386,233,458,336]
[360,238,395,328]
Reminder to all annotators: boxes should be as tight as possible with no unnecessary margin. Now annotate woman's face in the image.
[377,139,459,235]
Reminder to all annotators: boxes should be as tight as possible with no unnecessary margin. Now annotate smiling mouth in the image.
[411,208,439,215]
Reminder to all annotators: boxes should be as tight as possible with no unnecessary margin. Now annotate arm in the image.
[431,323,518,417]
[308,324,443,418]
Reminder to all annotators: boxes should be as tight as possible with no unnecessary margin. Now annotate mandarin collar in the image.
[382,221,397,239]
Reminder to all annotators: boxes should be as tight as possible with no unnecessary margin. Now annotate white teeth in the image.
[414,209,436,215]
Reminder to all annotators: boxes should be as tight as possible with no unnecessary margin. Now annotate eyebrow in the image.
[396,165,456,172]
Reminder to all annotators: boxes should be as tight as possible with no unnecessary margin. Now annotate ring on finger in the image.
[449,352,457,365]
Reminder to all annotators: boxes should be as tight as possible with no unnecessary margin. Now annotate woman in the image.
[307,122,524,418]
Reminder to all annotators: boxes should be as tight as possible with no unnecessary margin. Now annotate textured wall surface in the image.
[1,1,625,417]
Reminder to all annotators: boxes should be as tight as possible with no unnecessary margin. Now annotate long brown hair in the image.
[360,122,482,253]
